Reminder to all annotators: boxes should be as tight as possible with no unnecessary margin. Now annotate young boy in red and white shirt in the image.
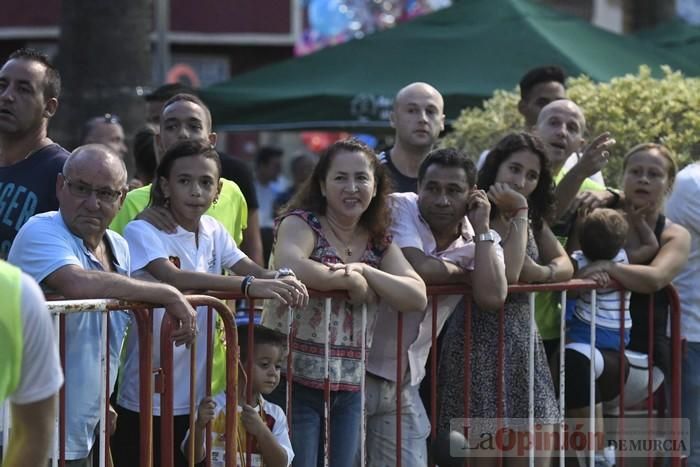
[182,324,293,467]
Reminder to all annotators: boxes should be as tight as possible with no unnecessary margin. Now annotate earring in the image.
[213,197,218,206]
[164,197,170,208]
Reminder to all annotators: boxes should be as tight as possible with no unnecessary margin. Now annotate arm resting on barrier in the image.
[582,222,690,294]
[361,242,428,313]
[144,258,308,308]
[274,215,426,311]
[44,265,197,345]
[520,223,574,283]
[401,247,470,284]
[2,395,56,467]
[272,215,373,291]
[146,258,250,292]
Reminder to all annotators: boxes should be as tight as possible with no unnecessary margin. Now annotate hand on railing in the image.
[327,263,378,305]
[578,268,611,288]
[195,397,216,429]
[249,276,309,308]
[163,294,198,346]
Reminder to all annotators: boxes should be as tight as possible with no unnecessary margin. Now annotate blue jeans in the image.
[683,342,700,467]
[268,380,361,467]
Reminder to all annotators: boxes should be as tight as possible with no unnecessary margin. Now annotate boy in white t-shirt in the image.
[182,324,293,466]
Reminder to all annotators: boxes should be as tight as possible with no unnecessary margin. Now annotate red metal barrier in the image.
[45,300,154,467]
[440,280,683,466]
[159,295,238,467]
[38,280,681,467]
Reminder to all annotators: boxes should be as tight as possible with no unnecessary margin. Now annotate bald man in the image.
[8,144,196,466]
[529,100,615,360]
[534,99,614,219]
[379,82,445,193]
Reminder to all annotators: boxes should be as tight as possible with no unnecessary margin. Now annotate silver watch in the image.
[475,231,497,243]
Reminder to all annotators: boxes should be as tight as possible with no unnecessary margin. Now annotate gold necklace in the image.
[326,218,354,258]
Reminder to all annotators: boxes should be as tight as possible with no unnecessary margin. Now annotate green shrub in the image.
[442,66,700,187]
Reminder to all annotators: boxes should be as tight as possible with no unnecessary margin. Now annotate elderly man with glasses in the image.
[7,144,197,467]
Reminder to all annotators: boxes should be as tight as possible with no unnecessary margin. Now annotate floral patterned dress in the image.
[437,226,559,432]
[261,209,390,391]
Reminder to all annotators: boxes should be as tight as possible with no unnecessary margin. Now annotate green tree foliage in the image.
[442,66,700,187]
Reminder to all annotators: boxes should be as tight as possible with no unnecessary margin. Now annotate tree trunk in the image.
[52,0,152,173]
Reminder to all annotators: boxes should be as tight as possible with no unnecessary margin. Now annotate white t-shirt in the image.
[666,163,700,341]
[181,392,293,467]
[119,216,247,415]
[10,272,63,404]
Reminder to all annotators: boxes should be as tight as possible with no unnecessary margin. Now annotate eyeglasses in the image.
[62,175,123,203]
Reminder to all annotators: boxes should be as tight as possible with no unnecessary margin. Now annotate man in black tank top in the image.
[379,82,445,194]
[0,49,69,258]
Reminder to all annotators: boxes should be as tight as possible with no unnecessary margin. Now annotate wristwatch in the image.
[475,231,497,243]
[275,267,296,279]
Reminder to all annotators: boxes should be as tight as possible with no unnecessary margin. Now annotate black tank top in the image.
[627,214,671,376]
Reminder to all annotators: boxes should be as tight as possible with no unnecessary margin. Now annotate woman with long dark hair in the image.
[438,132,572,466]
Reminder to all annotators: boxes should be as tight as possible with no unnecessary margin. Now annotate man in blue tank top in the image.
[0,48,69,259]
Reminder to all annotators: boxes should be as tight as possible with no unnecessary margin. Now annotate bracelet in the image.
[545,264,555,283]
[241,275,255,297]
[245,277,255,297]
[275,267,295,279]
[508,215,529,236]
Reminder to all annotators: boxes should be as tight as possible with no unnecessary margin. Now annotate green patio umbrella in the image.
[201,0,700,131]
[636,17,700,64]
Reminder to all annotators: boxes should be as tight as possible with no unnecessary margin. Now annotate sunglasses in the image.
[102,113,120,124]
